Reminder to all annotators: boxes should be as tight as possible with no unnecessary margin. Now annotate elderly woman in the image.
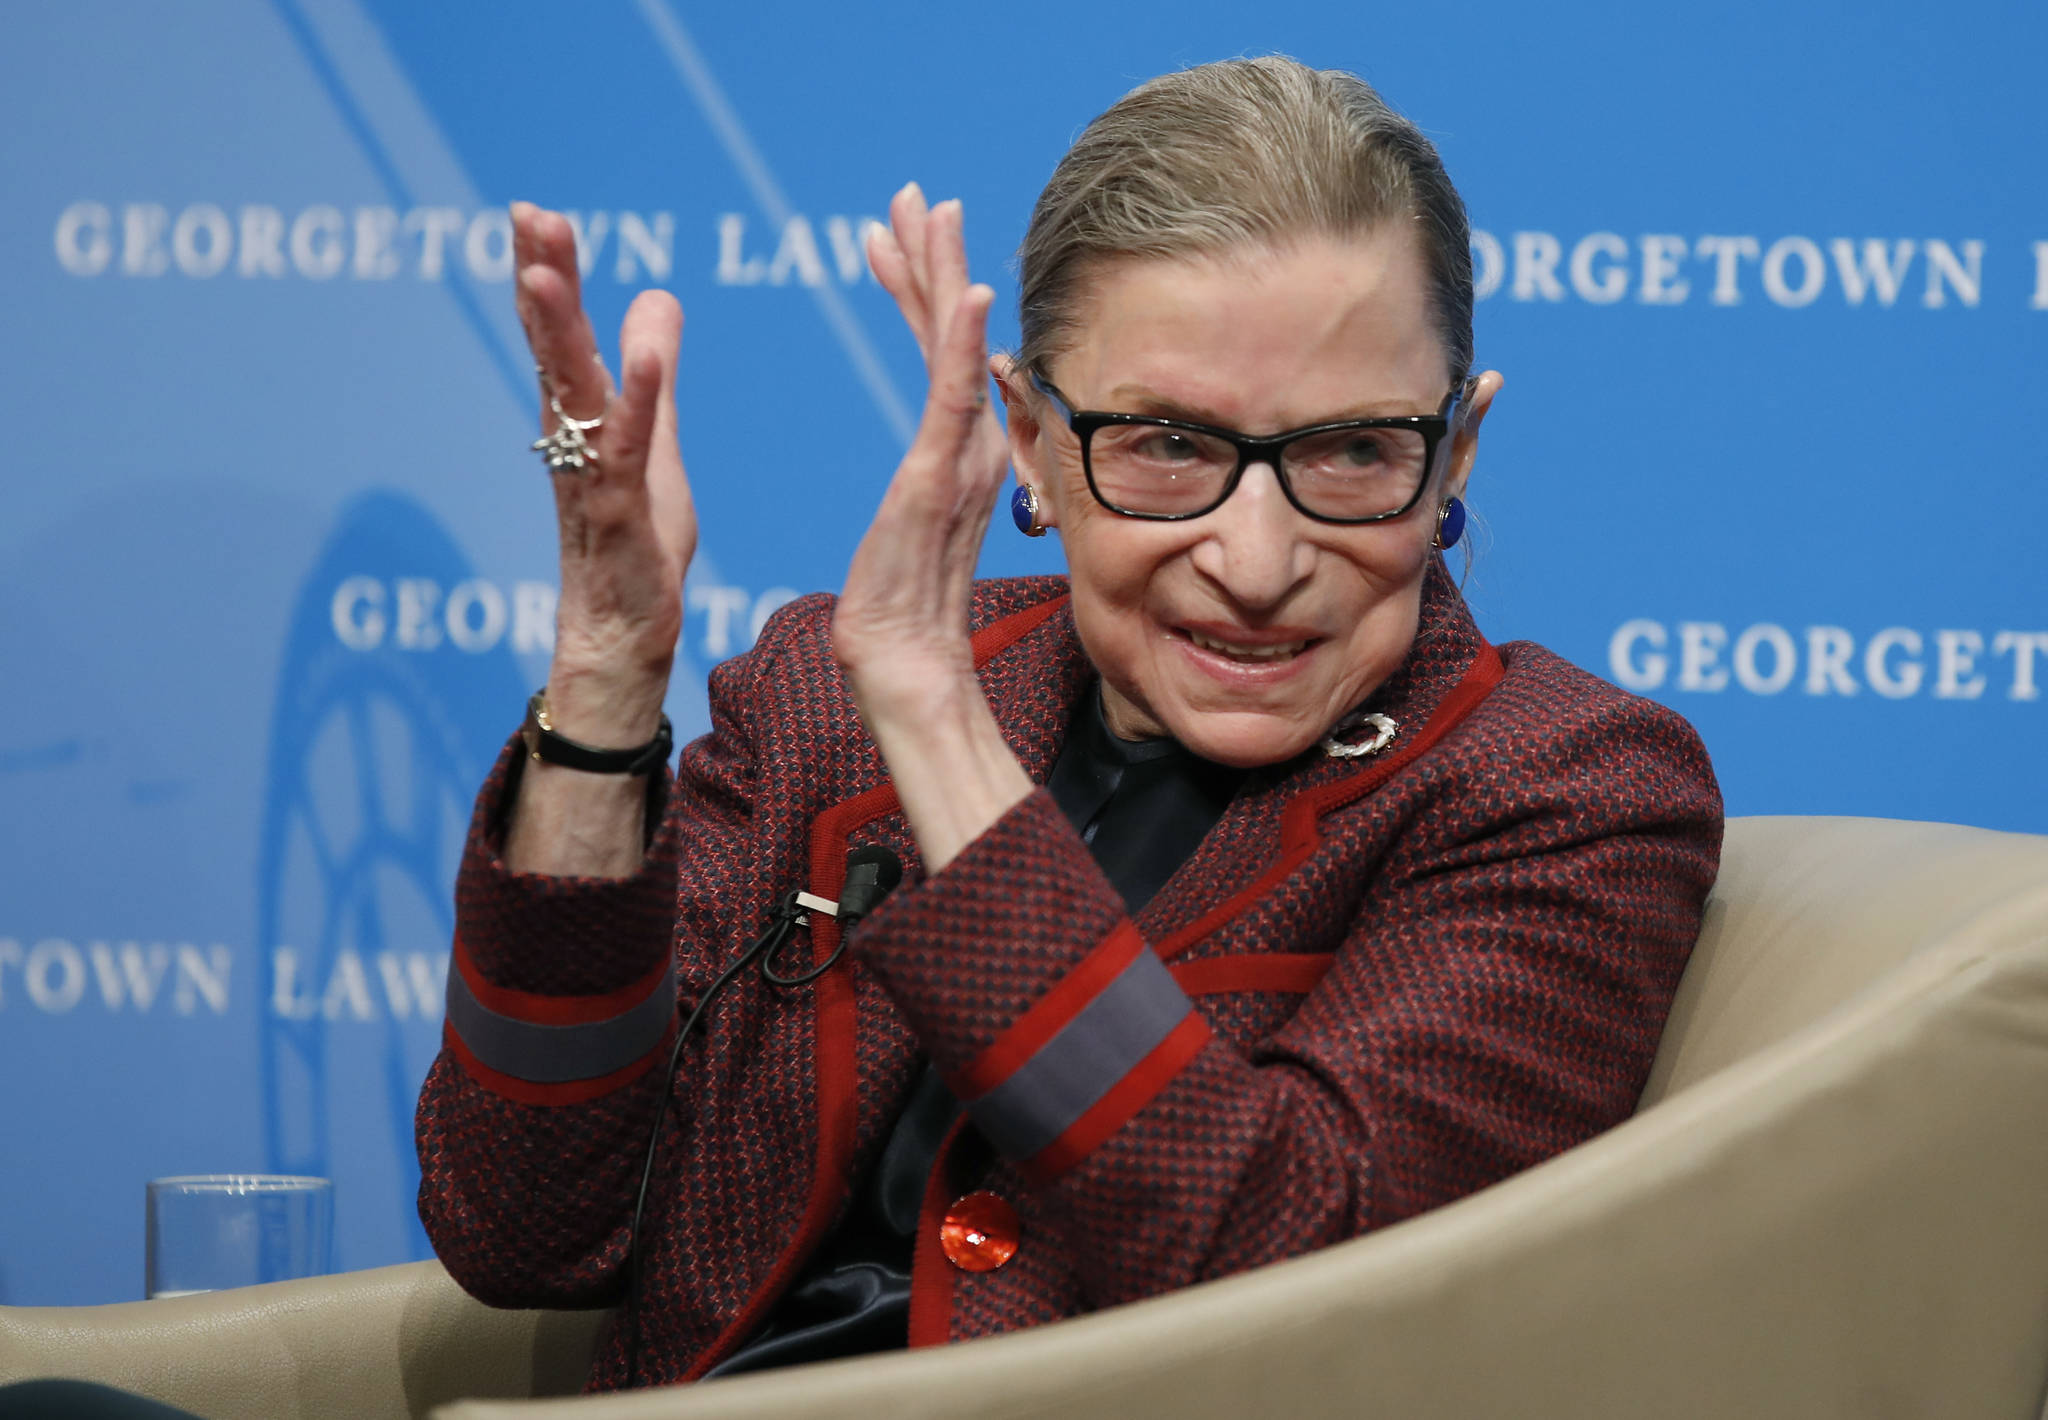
[417,55,1721,1392]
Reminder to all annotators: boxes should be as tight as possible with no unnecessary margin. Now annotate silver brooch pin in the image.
[1320,711,1399,759]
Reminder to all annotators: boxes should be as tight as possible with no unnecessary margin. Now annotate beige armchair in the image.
[6,815,2046,1420]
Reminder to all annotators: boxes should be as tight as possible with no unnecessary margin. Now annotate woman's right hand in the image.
[505,202,692,876]
[514,201,694,746]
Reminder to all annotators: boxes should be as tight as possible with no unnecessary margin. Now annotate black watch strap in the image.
[522,691,673,777]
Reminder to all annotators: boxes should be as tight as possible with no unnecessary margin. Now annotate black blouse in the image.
[703,684,1245,1377]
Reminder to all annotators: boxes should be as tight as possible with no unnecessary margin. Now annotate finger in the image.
[517,207,610,424]
[892,181,931,304]
[524,207,602,368]
[923,203,979,406]
[926,199,970,328]
[521,261,609,428]
[867,223,932,358]
[595,328,665,503]
[511,202,541,345]
[899,283,999,504]
[512,204,602,400]
[929,286,1003,594]
[625,289,695,566]
[636,288,683,454]
[537,217,612,398]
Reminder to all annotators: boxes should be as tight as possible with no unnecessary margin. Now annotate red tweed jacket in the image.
[416,564,1722,1390]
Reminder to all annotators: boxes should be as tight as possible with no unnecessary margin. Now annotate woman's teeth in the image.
[1187,630,1308,662]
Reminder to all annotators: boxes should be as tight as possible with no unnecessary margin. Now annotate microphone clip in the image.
[759,889,849,988]
[789,890,842,925]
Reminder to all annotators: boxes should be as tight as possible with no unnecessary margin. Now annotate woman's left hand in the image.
[832,189,1034,873]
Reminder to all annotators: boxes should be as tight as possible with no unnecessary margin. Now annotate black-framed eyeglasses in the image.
[1028,370,1462,525]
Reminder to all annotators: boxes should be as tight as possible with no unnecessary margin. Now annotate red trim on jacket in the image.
[451,934,671,1025]
[441,1022,670,1107]
[1156,641,1506,963]
[907,1114,974,1348]
[966,593,1069,661]
[1171,953,1335,997]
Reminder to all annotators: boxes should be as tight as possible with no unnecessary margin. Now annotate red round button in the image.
[940,1191,1020,1272]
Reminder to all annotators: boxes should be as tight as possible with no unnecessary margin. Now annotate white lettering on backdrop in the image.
[329,575,801,665]
[0,941,231,1015]
[1466,230,2027,309]
[269,948,448,1024]
[715,213,884,287]
[0,939,451,1025]
[53,203,677,285]
[1609,620,2048,700]
[59,204,2045,311]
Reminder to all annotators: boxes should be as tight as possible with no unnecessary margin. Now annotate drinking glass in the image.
[144,1175,333,1298]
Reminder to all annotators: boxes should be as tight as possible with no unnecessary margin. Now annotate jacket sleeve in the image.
[857,690,1722,1310]
[415,626,781,1310]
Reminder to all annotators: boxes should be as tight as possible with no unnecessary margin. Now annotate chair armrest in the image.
[1647,814,2048,1104]
[0,1260,605,1420]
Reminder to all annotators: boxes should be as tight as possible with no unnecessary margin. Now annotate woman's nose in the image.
[1187,462,1315,609]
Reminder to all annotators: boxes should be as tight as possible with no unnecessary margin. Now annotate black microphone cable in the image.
[760,845,902,986]
[621,845,902,1387]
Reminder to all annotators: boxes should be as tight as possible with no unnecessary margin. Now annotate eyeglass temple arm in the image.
[1027,368,1078,424]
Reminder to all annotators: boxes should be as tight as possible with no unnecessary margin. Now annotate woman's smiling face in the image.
[1007,227,1501,768]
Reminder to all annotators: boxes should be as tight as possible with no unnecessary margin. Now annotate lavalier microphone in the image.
[835,845,903,930]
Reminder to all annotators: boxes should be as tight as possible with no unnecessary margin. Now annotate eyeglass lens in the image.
[1086,423,1430,520]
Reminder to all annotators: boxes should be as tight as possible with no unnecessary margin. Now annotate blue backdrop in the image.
[2,0,2042,1305]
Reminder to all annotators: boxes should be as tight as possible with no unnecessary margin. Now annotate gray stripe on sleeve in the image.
[446,961,675,1085]
[967,948,1192,1162]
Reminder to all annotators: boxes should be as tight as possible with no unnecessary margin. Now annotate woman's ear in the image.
[992,354,1059,529]
[1443,368,1504,502]
[991,354,1034,443]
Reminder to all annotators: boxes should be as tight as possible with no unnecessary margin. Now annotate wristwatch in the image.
[521,690,673,777]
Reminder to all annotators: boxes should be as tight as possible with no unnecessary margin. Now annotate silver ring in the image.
[531,392,605,473]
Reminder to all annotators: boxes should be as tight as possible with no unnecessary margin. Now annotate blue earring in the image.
[1011,485,1047,538]
[1435,496,1466,552]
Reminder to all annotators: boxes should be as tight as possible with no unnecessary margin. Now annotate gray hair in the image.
[1016,56,1474,393]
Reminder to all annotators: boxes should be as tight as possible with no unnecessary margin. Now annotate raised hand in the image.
[865,184,1012,499]
[504,202,693,876]
[833,192,1034,873]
